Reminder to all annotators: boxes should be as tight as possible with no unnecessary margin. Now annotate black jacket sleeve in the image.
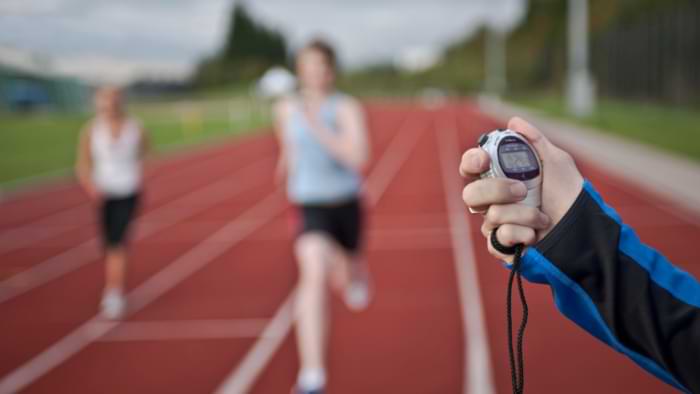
[519,180,700,393]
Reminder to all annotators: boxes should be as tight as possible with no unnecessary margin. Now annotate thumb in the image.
[507,117,550,159]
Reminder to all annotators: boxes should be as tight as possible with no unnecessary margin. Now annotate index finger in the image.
[459,148,491,177]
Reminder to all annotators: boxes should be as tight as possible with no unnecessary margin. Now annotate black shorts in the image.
[298,198,363,254]
[100,194,140,249]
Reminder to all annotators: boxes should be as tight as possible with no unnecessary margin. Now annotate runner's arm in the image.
[273,98,290,184]
[307,98,369,172]
[75,123,99,199]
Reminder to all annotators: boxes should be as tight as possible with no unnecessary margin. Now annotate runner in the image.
[75,86,150,320]
[273,39,372,394]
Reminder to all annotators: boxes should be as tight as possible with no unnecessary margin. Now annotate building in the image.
[0,45,90,112]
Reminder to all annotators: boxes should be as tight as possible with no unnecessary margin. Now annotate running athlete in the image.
[75,86,150,320]
[460,117,700,393]
[274,39,371,394]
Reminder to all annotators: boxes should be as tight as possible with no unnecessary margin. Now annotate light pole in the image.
[567,0,596,117]
[485,28,507,100]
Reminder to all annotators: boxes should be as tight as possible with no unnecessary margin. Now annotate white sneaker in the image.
[345,281,370,311]
[101,290,126,320]
[344,265,373,311]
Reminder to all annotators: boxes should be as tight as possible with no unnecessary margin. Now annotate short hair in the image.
[299,38,337,71]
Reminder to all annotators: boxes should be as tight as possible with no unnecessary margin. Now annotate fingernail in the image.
[469,151,482,169]
[510,182,527,197]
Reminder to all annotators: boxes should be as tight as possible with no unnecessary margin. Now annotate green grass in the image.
[511,95,700,162]
[0,96,271,187]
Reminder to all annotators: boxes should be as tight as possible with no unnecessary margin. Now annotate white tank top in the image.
[90,117,142,197]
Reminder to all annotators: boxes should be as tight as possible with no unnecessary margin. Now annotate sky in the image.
[0,0,526,84]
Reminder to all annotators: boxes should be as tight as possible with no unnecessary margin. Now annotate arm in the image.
[460,117,700,393]
[522,182,700,393]
[74,123,99,200]
[273,99,290,184]
[306,98,370,172]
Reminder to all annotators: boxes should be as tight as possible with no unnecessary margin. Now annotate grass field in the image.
[512,95,700,162]
[4,91,697,188]
[0,96,270,187]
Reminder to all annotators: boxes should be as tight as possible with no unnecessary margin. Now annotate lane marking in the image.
[96,319,271,342]
[0,205,85,252]
[592,175,700,229]
[0,157,274,305]
[215,111,425,394]
[246,226,450,246]
[0,189,286,394]
[0,146,257,253]
[364,114,427,206]
[436,115,496,394]
[214,293,295,394]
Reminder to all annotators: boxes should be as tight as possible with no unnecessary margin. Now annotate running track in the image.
[0,102,696,393]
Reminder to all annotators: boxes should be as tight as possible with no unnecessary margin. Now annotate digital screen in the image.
[498,141,538,173]
[501,151,537,171]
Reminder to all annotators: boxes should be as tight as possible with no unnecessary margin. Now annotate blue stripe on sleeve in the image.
[583,181,700,308]
[520,247,688,392]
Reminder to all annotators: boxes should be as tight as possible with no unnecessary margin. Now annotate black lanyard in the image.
[491,229,528,394]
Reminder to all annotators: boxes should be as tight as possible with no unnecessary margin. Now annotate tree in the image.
[195,2,288,86]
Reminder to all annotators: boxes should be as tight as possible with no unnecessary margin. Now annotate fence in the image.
[592,3,700,105]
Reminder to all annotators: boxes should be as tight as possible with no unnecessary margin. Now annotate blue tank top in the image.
[285,93,362,204]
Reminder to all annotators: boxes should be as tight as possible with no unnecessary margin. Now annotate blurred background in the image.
[1,1,699,393]
[1,0,698,191]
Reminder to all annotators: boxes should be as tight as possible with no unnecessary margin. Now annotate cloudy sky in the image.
[0,0,526,83]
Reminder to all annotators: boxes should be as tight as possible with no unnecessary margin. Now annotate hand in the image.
[459,117,584,261]
[82,182,102,201]
[305,112,330,141]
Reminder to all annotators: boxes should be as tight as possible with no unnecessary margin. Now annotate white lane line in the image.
[247,226,449,240]
[364,114,426,206]
[214,293,295,394]
[0,205,84,252]
[0,190,286,394]
[592,174,700,228]
[245,234,451,251]
[0,157,274,305]
[215,111,425,394]
[369,232,451,251]
[369,227,450,238]
[96,319,270,342]
[0,146,252,254]
[437,118,496,394]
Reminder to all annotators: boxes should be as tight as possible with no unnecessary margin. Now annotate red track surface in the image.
[0,102,697,393]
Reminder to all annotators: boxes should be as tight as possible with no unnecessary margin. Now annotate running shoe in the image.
[101,290,126,320]
[344,262,373,311]
[291,387,324,394]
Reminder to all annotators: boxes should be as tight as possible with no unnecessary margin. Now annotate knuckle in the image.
[497,225,514,244]
[481,223,490,237]
[461,151,470,166]
[526,208,540,224]
[485,205,502,224]
[462,185,472,204]
[522,227,536,244]
[459,156,468,174]
[462,182,483,205]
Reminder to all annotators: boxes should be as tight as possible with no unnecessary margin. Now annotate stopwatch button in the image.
[478,133,489,147]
